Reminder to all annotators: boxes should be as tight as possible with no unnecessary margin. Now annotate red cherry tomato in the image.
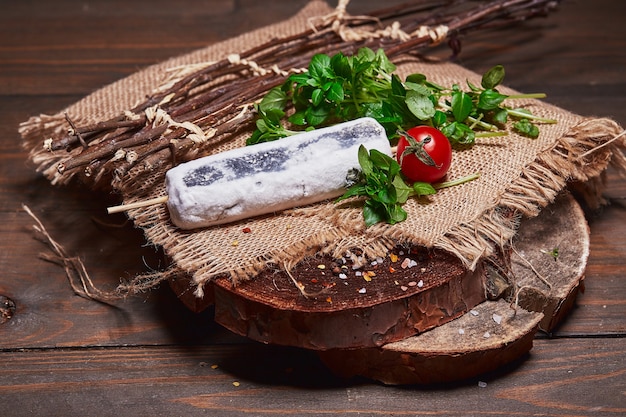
[396,126,452,183]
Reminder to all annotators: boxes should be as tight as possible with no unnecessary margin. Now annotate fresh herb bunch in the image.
[247,47,555,146]
[336,145,435,226]
[337,145,479,227]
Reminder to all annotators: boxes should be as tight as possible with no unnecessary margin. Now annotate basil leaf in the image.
[432,110,448,127]
[287,110,307,126]
[326,82,344,103]
[363,200,385,227]
[311,88,324,107]
[405,90,436,120]
[391,74,406,96]
[304,105,329,126]
[451,90,473,122]
[412,182,437,196]
[478,89,507,110]
[493,108,508,125]
[259,87,287,112]
[393,175,412,203]
[513,119,540,138]
[481,65,505,89]
[369,149,396,172]
[405,73,427,84]
[387,203,408,225]
[330,52,351,79]
[357,145,374,176]
[336,183,367,201]
[376,186,397,205]
[309,54,331,81]
[375,48,396,73]
[404,81,432,96]
[441,121,475,145]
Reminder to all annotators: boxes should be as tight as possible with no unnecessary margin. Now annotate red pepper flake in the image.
[326,296,332,304]
[242,227,252,233]
[389,266,397,273]
[310,278,319,284]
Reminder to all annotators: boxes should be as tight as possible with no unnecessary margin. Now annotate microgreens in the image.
[248,48,556,145]
[248,48,555,226]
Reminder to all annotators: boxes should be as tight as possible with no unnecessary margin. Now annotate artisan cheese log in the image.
[166,117,391,229]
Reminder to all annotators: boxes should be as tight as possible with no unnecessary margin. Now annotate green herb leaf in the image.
[405,90,436,120]
[311,88,324,107]
[513,118,540,138]
[412,182,437,196]
[493,108,508,125]
[330,52,351,79]
[326,82,345,103]
[477,89,507,110]
[259,87,287,112]
[363,200,386,227]
[309,53,331,81]
[451,90,473,122]
[357,145,374,176]
[305,105,329,126]
[481,65,505,89]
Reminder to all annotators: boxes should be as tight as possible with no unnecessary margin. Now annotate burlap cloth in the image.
[20,1,625,297]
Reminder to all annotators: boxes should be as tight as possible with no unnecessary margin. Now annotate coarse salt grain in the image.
[458,329,465,335]
[408,281,417,287]
[417,280,424,288]
[400,286,408,291]
[358,288,367,294]
[338,273,348,280]
[492,314,503,325]
[470,310,479,316]
[483,332,491,338]
[478,381,487,388]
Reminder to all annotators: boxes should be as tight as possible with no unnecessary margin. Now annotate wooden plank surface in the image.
[1,0,625,415]
[1,338,624,416]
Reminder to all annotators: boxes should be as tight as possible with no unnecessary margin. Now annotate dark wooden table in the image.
[1,1,625,415]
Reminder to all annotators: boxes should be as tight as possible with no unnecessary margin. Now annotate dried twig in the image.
[40,0,561,190]
[22,204,118,304]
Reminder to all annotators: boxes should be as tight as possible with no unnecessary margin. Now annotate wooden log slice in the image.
[318,192,589,384]
[509,192,590,332]
[319,299,543,385]
[211,247,495,350]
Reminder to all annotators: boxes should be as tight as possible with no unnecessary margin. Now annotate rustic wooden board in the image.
[0,338,624,416]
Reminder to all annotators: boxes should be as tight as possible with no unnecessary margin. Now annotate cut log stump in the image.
[169,192,588,383]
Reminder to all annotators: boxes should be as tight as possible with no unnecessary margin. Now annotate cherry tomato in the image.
[396,126,452,183]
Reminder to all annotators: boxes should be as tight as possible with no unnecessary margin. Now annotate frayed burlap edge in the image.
[434,117,626,271]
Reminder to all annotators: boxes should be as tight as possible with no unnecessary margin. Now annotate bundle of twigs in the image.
[39,0,560,191]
